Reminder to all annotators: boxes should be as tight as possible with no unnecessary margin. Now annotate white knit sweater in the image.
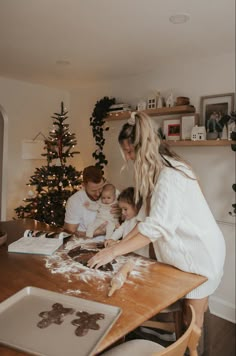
[138,160,226,298]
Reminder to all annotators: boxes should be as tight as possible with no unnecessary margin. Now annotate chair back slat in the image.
[151,305,200,356]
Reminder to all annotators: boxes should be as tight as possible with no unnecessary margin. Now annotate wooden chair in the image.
[141,300,184,340]
[101,305,201,356]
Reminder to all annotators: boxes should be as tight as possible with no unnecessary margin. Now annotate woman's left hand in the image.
[87,246,115,269]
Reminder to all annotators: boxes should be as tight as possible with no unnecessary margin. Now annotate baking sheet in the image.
[0,286,122,356]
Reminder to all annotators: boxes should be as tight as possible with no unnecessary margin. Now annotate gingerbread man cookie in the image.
[71,311,105,336]
[37,303,75,329]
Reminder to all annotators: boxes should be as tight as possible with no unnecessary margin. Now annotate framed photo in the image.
[200,93,235,130]
[181,114,199,140]
[163,118,181,141]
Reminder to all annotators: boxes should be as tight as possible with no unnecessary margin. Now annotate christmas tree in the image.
[15,102,82,227]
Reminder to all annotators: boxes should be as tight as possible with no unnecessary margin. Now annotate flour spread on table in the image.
[44,236,155,296]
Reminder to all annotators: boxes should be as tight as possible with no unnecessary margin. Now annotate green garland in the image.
[228,111,236,216]
[90,96,115,174]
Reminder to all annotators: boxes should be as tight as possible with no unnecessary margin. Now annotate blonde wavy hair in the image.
[118,112,192,207]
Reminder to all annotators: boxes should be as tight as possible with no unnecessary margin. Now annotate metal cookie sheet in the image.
[0,286,122,356]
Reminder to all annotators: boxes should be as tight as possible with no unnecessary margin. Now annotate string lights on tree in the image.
[15,102,82,227]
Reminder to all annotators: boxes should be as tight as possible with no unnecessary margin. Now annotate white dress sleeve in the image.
[138,167,187,242]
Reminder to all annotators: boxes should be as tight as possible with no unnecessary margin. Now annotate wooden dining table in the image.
[0,219,207,355]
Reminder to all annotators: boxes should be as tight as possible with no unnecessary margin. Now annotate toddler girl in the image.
[105,187,149,258]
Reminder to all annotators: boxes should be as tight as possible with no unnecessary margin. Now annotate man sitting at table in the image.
[64,165,120,240]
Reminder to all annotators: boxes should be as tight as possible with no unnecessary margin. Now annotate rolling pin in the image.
[108,260,135,297]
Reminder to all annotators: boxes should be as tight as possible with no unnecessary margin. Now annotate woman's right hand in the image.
[87,246,116,269]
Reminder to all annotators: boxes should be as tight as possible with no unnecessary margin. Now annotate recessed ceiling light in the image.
[169,13,190,24]
[56,60,71,66]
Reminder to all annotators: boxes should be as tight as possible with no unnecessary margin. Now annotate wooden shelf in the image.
[105,104,236,148]
[106,105,196,121]
[166,140,236,147]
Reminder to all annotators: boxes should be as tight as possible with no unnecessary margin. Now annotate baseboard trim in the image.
[209,296,235,323]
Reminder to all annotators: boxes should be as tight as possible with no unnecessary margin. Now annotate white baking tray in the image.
[0,286,122,356]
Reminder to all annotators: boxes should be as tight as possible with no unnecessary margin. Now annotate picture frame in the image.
[181,114,199,140]
[163,118,181,141]
[200,93,235,130]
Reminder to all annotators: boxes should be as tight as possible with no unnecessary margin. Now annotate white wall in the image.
[70,51,236,322]
[0,77,71,220]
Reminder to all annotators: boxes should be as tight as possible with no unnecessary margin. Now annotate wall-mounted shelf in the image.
[106,105,196,121]
[166,140,236,147]
[105,105,236,147]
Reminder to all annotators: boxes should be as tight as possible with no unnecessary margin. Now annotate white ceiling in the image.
[0,0,235,89]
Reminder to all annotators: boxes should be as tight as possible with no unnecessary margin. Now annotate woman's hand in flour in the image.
[87,246,116,269]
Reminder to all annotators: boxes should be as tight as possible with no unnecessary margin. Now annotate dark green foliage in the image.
[228,111,236,216]
[41,102,80,164]
[230,184,236,216]
[90,96,115,173]
[14,102,82,227]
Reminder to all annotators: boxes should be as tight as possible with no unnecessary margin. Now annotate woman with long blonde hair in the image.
[88,111,225,329]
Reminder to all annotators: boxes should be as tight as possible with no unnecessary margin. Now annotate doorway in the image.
[0,105,8,220]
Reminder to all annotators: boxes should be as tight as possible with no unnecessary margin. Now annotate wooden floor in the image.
[202,312,235,356]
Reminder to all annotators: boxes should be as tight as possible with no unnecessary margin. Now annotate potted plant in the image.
[229,136,236,216]
[226,111,236,216]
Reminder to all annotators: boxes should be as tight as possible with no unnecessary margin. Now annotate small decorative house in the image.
[147,96,156,110]
[191,125,206,141]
